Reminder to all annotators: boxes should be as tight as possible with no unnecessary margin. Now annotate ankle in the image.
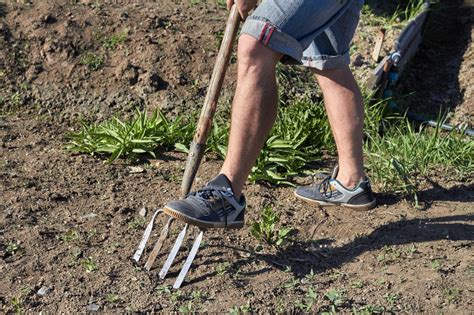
[219,172,243,200]
[335,172,365,189]
[336,178,362,189]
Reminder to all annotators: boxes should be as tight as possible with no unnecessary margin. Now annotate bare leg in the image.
[312,66,365,188]
[220,35,282,198]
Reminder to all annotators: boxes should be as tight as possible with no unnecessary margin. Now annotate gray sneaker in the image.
[294,166,376,211]
[164,174,246,229]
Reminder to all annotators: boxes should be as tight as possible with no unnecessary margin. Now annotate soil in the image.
[1,0,473,313]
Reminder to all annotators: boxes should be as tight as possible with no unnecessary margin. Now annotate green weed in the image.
[170,290,185,302]
[215,0,226,8]
[81,256,98,272]
[59,230,81,242]
[323,289,344,314]
[250,206,293,247]
[229,303,252,315]
[106,242,120,254]
[329,270,346,281]
[352,304,384,314]
[68,249,83,267]
[10,297,22,314]
[81,52,104,71]
[443,287,461,303]
[128,217,146,230]
[106,294,121,304]
[178,301,193,314]
[383,293,400,311]
[296,287,319,312]
[377,245,401,265]
[430,259,441,270]
[282,276,300,290]
[156,284,172,295]
[90,1,103,11]
[103,29,128,50]
[190,290,205,301]
[351,280,364,289]
[215,261,231,276]
[10,91,22,108]
[9,287,34,314]
[304,269,316,282]
[6,242,20,256]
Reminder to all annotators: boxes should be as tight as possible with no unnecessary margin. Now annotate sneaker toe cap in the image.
[165,200,219,222]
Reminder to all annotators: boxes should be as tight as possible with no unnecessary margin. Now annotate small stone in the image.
[86,304,100,311]
[49,192,67,202]
[37,286,51,296]
[43,14,57,24]
[128,166,144,173]
[81,213,98,219]
[138,207,147,217]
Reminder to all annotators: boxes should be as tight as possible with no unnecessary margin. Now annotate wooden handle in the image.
[194,4,240,144]
[181,5,240,197]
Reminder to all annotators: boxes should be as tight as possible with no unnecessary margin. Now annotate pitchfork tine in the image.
[159,224,188,279]
[144,217,174,271]
[173,230,204,289]
[133,209,163,262]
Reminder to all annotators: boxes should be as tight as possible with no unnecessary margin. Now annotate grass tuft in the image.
[365,108,473,205]
[81,52,104,71]
[66,109,194,162]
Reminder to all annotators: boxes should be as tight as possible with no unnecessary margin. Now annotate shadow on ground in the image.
[198,213,473,283]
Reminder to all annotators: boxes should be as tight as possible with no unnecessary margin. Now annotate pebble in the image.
[86,304,100,311]
[37,286,51,296]
[81,213,98,219]
[43,14,57,24]
[138,207,147,217]
[128,166,144,173]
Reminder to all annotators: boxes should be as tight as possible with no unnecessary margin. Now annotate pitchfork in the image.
[132,5,241,289]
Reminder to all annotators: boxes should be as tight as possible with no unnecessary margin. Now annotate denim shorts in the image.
[241,0,364,70]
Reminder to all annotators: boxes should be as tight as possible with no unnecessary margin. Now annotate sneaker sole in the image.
[294,191,376,211]
[163,206,244,229]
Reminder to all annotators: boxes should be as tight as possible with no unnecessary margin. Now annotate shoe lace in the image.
[319,175,333,199]
[190,188,231,227]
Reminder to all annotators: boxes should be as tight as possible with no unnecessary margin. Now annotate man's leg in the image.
[312,66,365,189]
[164,35,283,228]
[294,66,376,210]
[220,34,282,198]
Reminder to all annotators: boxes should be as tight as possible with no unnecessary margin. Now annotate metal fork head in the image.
[133,210,204,289]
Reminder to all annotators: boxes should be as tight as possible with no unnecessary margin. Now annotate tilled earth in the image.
[1,0,473,313]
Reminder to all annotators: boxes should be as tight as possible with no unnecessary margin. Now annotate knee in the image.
[237,34,280,71]
[312,67,355,90]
